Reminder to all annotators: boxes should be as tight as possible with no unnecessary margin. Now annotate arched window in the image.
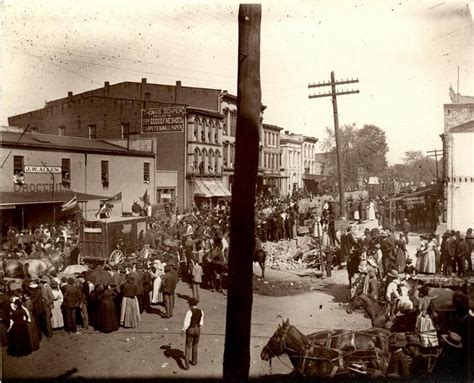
[208,149,214,173]
[223,142,228,166]
[214,150,220,173]
[194,120,199,141]
[201,148,207,174]
[194,148,200,172]
[207,120,212,143]
[214,123,219,144]
[200,120,206,142]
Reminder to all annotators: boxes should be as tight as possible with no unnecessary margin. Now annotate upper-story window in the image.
[143,162,150,184]
[194,122,199,141]
[230,112,237,137]
[101,160,109,189]
[13,156,25,184]
[121,123,130,139]
[58,126,65,136]
[62,158,71,188]
[223,110,229,135]
[89,125,97,139]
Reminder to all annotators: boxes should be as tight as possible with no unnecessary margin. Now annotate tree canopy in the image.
[322,123,389,189]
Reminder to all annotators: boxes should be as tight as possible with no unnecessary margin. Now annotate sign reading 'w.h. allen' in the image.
[24,165,62,173]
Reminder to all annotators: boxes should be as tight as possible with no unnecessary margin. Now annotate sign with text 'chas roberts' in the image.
[141,106,185,133]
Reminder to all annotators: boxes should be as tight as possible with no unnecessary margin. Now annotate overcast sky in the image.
[1,0,472,164]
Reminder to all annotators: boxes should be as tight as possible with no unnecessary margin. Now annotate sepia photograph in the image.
[0,0,472,381]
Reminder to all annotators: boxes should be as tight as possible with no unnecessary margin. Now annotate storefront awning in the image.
[202,180,223,197]
[193,179,231,198]
[193,180,212,198]
[0,190,108,206]
[209,179,231,197]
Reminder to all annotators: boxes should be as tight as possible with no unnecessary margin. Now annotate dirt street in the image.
[2,264,371,380]
[3,233,423,380]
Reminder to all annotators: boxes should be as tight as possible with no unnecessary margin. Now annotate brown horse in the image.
[253,249,266,278]
[346,293,418,332]
[261,319,389,378]
[307,327,391,355]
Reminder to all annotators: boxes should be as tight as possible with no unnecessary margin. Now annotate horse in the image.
[306,328,391,355]
[346,293,417,332]
[253,248,266,278]
[23,257,55,280]
[261,319,389,378]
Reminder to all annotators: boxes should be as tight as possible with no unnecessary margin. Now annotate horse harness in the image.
[270,326,345,377]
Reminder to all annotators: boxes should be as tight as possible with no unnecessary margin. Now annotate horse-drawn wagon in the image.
[80,216,151,266]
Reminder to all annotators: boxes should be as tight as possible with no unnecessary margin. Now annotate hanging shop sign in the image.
[141,106,185,133]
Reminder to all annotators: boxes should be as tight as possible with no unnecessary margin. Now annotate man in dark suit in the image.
[62,278,82,333]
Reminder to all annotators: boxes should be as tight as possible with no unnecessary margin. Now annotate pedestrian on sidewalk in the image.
[181,298,204,370]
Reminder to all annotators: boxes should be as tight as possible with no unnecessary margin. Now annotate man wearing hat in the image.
[385,270,400,317]
[386,333,409,379]
[405,335,429,379]
[434,331,467,379]
[181,297,204,370]
[62,278,82,334]
[39,275,54,338]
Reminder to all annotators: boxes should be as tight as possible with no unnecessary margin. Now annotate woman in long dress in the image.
[120,275,140,328]
[150,261,164,304]
[97,285,119,333]
[22,290,40,351]
[50,281,64,329]
[7,297,32,357]
[422,238,436,274]
[415,286,438,347]
[368,201,376,221]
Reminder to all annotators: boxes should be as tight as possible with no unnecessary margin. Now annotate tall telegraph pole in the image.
[308,72,359,219]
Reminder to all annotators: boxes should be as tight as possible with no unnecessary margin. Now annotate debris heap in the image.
[262,237,333,271]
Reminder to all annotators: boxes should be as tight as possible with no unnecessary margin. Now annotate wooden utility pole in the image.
[426,149,443,183]
[223,4,261,382]
[308,72,359,219]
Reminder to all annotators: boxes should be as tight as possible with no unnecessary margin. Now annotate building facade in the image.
[442,94,474,230]
[261,123,283,194]
[301,136,318,193]
[0,127,155,230]
[280,131,303,195]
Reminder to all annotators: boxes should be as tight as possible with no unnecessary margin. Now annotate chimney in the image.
[284,130,289,135]
[104,81,110,97]
[68,91,73,101]
[141,78,147,84]
[175,81,182,103]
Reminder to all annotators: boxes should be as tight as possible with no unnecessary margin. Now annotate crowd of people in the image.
[1,191,472,381]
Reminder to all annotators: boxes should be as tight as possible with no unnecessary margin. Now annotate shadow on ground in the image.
[161,344,187,370]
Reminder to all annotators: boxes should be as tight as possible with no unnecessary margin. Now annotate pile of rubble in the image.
[262,237,325,271]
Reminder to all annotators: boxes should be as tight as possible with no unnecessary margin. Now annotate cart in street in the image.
[80,216,151,266]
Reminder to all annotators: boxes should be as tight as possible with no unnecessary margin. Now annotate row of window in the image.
[193,119,219,144]
[29,123,131,139]
[264,131,278,147]
[303,144,315,159]
[263,152,281,170]
[12,156,150,189]
[223,110,237,137]
[192,148,220,174]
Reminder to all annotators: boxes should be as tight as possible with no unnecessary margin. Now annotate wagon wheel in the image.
[109,249,124,266]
